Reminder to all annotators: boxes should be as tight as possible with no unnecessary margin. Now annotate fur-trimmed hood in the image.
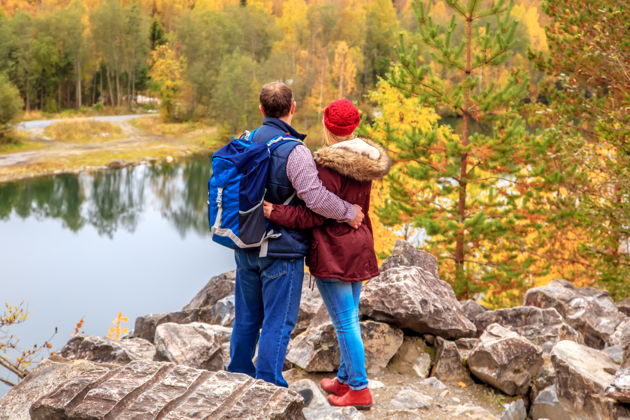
[314,138,392,182]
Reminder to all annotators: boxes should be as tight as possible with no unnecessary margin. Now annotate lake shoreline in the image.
[0,116,223,184]
[0,148,210,184]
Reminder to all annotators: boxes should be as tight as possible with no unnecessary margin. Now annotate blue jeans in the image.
[316,277,368,390]
[227,249,304,387]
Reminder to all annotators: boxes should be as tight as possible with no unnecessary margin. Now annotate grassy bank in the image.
[44,120,124,143]
[0,117,223,183]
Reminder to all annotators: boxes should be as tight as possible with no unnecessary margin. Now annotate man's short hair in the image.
[259,82,294,118]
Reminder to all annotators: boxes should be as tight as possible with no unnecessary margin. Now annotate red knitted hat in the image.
[323,99,361,136]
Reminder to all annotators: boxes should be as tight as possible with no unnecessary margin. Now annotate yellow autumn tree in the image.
[149,44,186,122]
[331,41,362,98]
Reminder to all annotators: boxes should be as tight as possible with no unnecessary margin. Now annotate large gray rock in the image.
[500,399,526,420]
[550,340,629,420]
[289,379,330,410]
[473,306,583,352]
[203,294,235,327]
[287,321,403,374]
[29,360,305,420]
[606,367,630,404]
[287,322,338,372]
[460,299,489,325]
[60,335,156,364]
[295,275,324,337]
[132,271,238,342]
[154,322,231,371]
[529,357,556,403]
[0,356,115,420]
[617,297,630,316]
[360,266,476,339]
[183,270,236,310]
[524,279,625,349]
[302,407,365,420]
[306,304,330,330]
[609,318,630,350]
[445,404,499,419]
[389,388,432,410]
[468,323,544,396]
[380,240,438,277]
[603,344,626,364]
[530,385,571,420]
[132,306,234,343]
[387,336,432,377]
[132,309,202,342]
[430,337,471,383]
[454,337,481,359]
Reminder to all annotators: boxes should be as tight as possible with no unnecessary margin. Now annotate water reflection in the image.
[0,154,234,397]
[0,155,212,238]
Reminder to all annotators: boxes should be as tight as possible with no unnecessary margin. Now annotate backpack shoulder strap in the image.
[241,128,258,141]
[267,135,301,152]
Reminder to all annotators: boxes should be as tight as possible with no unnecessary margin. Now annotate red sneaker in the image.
[328,387,373,410]
[319,377,350,396]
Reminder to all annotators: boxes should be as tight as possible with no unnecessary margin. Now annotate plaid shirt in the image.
[286,144,355,222]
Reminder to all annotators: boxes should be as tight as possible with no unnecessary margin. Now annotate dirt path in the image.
[0,116,218,183]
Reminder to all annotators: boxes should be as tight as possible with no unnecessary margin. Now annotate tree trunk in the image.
[455,15,473,297]
[107,67,114,107]
[76,60,82,109]
[339,55,345,98]
[115,71,121,107]
[92,72,97,105]
[25,76,30,111]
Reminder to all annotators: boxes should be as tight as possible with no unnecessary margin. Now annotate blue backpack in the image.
[208,130,298,254]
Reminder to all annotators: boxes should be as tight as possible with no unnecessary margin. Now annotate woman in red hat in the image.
[264,98,391,409]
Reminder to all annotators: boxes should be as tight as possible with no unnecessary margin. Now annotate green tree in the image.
[212,52,259,133]
[122,1,150,107]
[176,5,275,118]
[0,74,23,143]
[53,0,89,109]
[7,12,37,110]
[91,0,125,106]
[526,0,629,298]
[363,0,399,86]
[375,0,535,302]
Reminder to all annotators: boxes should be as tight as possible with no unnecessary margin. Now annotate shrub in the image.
[0,74,23,144]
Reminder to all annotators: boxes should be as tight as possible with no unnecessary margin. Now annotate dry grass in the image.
[44,120,124,143]
[0,140,206,183]
[20,106,149,122]
[0,131,42,154]
[130,117,212,137]
[0,132,224,183]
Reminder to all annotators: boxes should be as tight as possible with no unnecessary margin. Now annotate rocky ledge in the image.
[1,239,629,420]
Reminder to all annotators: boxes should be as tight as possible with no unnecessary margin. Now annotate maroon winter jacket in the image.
[268,138,391,282]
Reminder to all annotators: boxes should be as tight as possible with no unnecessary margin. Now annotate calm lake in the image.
[0,155,234,394]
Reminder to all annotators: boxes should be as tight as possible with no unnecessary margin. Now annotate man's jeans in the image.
[316,277,368,390]
[228,249,304,387]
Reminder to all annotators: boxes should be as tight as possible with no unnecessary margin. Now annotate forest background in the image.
[0,0,627,309]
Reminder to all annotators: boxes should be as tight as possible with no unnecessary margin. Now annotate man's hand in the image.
[347,204,364,229]
[263,201,274,218]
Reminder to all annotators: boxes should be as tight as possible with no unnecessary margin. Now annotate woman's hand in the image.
[263,201,274,218]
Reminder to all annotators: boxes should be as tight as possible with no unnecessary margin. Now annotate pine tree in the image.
[375,0,536,303]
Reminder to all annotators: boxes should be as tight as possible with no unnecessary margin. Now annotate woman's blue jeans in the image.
[316,277,368,390]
